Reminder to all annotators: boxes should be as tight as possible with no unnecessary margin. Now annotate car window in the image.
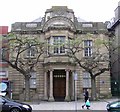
[115,101,120,107]
[111,101,120,107]
[118,102,120,106]
[0,97,5,103]
[2,97,14,102]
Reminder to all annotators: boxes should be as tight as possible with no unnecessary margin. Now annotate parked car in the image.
[106,100,120,112]
[0,96,32,112]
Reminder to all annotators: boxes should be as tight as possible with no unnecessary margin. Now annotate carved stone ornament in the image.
[42,16,76,32]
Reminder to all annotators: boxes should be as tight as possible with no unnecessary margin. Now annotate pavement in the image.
[28,98,119,111]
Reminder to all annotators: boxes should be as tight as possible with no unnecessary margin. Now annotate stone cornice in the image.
[12,30,43,34]
[43,61,76,66]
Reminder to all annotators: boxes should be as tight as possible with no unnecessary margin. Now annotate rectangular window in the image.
[53,36,65,54]
[82,23,93,27]
[53,36,59,54]
[47,38,50,55]
[23,72,36,88]
[30,72,36,88]
[0,47,8,62]
[60,37,65,53]
[83,72,91,88]
[0,71,7,77]
[26,43,36,57]
[84,40,92,57]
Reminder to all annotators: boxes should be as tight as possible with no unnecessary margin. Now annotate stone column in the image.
[65,70,70,101]
[44,71,48,100]
[71,71,75,100]
[48,70,54,101]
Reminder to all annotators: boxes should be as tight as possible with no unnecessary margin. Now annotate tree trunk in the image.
[24,75,30,101]
[91,77,97,100]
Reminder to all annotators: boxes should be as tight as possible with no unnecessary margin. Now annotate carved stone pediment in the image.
[42,16,76,32]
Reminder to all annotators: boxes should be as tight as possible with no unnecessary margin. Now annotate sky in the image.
[0,0,120,31]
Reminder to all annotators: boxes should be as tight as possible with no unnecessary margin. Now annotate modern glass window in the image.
[53,36,65,54]
[83,72,91,88]
[84,40,92,57]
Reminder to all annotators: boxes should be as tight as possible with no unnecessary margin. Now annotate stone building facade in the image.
[10,6,111,101]
[0,26,9,81]
[108,2,120,96]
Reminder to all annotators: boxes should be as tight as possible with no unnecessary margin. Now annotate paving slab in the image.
[30,98,119,111]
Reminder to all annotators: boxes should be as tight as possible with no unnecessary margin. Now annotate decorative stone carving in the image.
[42,16,76,32]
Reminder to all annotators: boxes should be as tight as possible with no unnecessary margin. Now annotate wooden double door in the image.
[53,70,66,101]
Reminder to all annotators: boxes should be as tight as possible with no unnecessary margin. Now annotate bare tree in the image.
[1,33,44,101]
[65,34,110,100]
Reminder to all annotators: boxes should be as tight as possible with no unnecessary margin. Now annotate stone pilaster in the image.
[71,71,75,100]
[48,70,54,101]
[65,69,70,101]
[44,71,48,100]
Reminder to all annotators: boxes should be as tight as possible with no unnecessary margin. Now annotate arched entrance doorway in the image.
[53,70,66,101]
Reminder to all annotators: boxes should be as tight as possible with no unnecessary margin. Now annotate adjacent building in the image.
[108,2,120,96]
[0,26,9,81]
[10,6,111,101]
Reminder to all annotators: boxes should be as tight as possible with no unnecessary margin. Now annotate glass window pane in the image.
[53,36,65,54]
[84,40,92,57]
[83,72,91,88]
[30,72,36,88]
[26,43,36,57]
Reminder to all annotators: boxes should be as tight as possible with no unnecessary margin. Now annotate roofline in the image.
[108,19,120,31]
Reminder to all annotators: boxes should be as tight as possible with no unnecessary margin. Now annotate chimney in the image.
[114,1,120,21]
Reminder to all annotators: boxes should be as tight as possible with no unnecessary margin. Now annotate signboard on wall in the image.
[0,82,7,96]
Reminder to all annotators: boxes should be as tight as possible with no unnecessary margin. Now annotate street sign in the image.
[0,82,7,96]
[0,82,7,91]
